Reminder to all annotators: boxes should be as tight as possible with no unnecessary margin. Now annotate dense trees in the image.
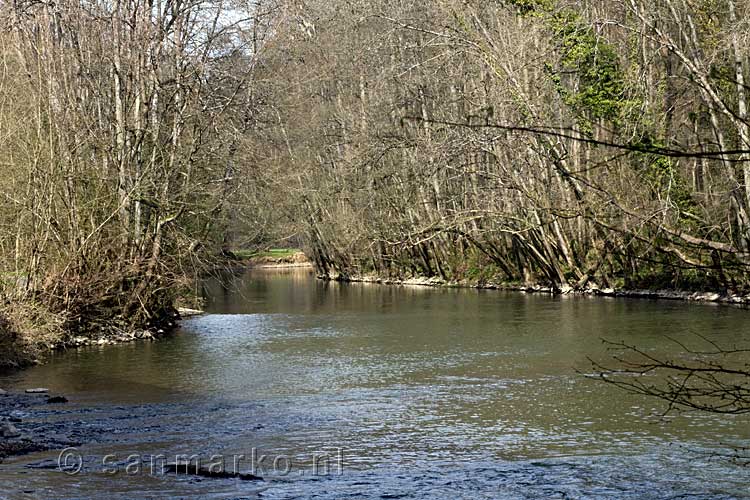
[243,0,750,420]
[0,0,275,362]
[2,0,750,366]
[255,0,750,294]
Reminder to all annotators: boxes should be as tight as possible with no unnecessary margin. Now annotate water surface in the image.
[1,268,749,498]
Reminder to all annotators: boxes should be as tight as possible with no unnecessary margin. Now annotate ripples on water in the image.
[1,268,749,498]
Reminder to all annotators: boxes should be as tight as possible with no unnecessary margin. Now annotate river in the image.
[1,268,749,498]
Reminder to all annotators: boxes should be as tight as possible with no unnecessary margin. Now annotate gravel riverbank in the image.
[321,274,750,305]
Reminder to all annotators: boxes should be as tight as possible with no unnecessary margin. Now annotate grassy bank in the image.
[231,248,311,267]
[232,248,300,260]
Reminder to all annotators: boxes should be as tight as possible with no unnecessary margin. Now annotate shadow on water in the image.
[1,268,749,499]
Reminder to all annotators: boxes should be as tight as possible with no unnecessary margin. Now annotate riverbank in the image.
[0,306,205,374]
[320,273,750,305]
[2,268,748,498]
[237,249,312,269]
[250,262,313,269]
[0,307,203,462]
[219,248,313,271]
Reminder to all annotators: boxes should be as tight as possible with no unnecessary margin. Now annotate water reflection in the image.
[1,268,749,498]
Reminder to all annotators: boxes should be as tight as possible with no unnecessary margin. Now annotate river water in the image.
[1,268,749,498]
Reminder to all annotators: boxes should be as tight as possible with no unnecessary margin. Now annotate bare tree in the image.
[0,0,277,353]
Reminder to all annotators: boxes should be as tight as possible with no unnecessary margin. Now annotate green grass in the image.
[232,248,300,259]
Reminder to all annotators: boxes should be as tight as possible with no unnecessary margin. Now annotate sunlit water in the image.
[1,268,749,498]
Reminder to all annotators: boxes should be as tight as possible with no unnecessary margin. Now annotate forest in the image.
[2,0,750,366]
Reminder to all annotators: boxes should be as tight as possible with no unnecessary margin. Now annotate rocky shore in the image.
[321,274,750,305]
[0,389,79,463]
[0,386,267,488]
[65,307,205,348]
[0,307,208,463]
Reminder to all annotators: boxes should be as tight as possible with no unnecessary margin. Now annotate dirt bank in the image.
[0,306,204,373]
